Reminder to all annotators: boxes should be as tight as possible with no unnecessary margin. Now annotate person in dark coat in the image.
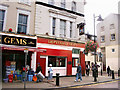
[36,63,43,82]
[107,66,111,76]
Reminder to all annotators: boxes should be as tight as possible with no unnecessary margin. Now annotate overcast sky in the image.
[84,0,120,35]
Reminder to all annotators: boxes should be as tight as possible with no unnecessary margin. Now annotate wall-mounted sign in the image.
[1,35,36,47]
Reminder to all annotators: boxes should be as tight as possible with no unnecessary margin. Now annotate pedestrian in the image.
[48,64,53,82]
[107,66,111,76]
[75,64,82,82]
[36,63,43,82]
[86,64,90,76]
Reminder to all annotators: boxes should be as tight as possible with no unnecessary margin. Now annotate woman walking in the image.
[48,64,53,82]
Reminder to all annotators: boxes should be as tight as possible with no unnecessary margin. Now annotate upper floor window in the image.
[101,26,104,32]
[19,0,31,5]
[17,14,28,34]
[110,24,115,29]
[61,0,66,8]
[70,22,72,38]
[17,9,30,34]
[71,1,76,11]
[112,48,115,53]
[0,10,5,32]
[100,35,105,42]
[52,18,56,35]
[48,0,54,5]
[72,49,80,54]
[60,20,66,37]
[111,34,115,41]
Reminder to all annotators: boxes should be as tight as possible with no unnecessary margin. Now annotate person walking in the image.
[107,66,111,76]
[36,63,43,82]
[86,64,90,76]
[48,64,53,82]
[75,64,82,82]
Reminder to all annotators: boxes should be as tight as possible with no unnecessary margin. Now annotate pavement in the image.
[2,72,120,89]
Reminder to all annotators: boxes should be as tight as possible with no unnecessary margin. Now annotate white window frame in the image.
[16,9,30,34]
[0,5,8,32]
[60,19,66,37]
[19,0,31,5]
[52,17,56,35]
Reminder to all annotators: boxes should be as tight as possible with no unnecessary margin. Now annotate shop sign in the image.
[38,38,85,48]
[1,35,36,47]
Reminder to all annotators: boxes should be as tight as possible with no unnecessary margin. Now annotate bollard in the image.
[56,73,60,86]
[112,70,115,79]
[118,68,120,77]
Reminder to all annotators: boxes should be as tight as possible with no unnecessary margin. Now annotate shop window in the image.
[48,56,66,67]
[72,49,80,54]
[72,58,79,67]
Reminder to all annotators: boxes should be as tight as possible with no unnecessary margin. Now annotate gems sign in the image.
[1,35,36,47]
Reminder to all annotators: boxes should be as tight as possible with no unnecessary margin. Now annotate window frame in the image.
[70,22,72,38]
[110,24,115,30]
[0,5,7,32]
[48,0,54,5]
[52,17,56,35]
[71,1,76,11]
[100,35,105,43]
[101,26,104,32]
[48,56,66,67]
[61,0,66,8]
[16,9,30,34]
[72,49,80,54]
[72,58,79,67]
[60,19,66,37]
[19,0,31,5]
[110,34,115,41]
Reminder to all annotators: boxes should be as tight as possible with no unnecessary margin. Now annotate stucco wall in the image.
[0,1,35,35]
[106,45,119,72]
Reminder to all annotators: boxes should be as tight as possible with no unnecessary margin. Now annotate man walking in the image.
[75,64,82,82]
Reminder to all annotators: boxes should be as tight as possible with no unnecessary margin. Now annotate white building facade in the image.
[97,14,120,72]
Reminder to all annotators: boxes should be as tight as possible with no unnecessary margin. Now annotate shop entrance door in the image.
[38,58,46,76]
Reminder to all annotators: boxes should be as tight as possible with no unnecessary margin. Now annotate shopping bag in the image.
[38,72,45,78]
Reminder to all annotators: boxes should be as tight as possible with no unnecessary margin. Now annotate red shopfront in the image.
[1,34,36,78]
[36,37,85,76]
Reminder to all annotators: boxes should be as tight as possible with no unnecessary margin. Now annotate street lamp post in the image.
[93,14,103,82]
[24,48,28,89]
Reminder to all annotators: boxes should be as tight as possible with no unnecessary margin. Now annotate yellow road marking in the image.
[70,80,120,88]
